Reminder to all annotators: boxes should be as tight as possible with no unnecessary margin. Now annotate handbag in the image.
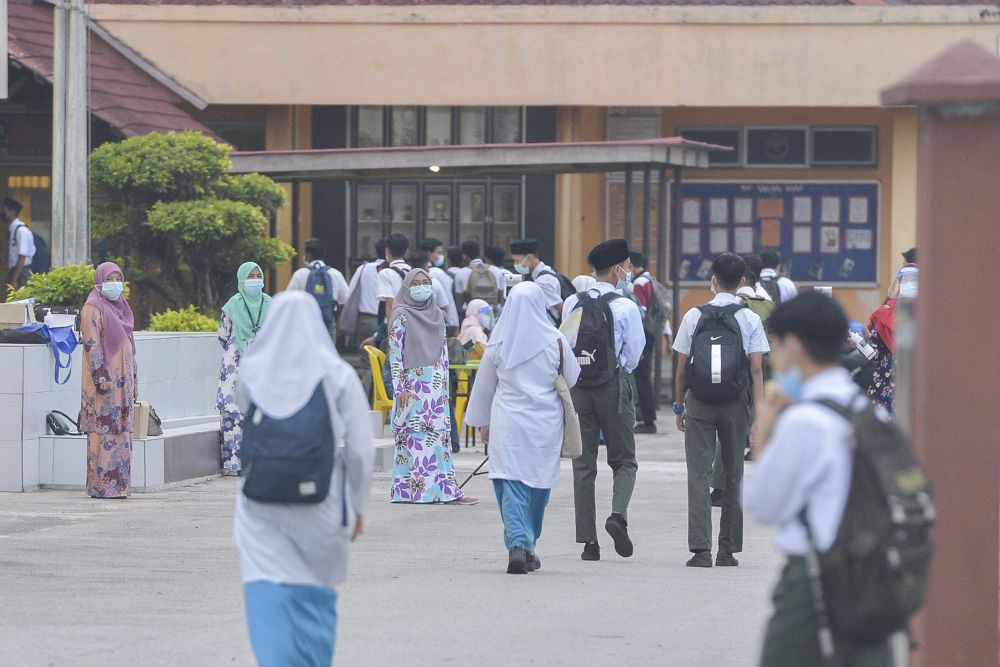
[556,339,583,459]
[47,410,82,436]
[147,405,164,436]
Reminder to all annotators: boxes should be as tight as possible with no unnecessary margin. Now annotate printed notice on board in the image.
[849,197,869,224]
[760,219,782,247]
[821,197,840,224]
[682,199,701,225]
[793,197,812,223]
[709,198,728,225]
[734,198,753,224]
[846,229,873,250]
[734,227,754,254]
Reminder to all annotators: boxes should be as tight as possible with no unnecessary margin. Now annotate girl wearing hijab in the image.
[234,291,374,666]
[865,263,918,412]
[217,262,270,474]
[465,282,581,573]
[79,262,137,499]
[457,298,492,348]
[388,268,477,505]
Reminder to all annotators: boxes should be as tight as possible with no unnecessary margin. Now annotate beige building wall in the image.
[264,106,312,289]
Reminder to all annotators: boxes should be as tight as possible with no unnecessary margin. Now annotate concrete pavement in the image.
[0,428,783,666]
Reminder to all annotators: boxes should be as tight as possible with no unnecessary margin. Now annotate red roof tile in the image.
[8,2,219,139]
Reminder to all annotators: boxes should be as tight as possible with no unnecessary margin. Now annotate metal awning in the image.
[228,137,729,182]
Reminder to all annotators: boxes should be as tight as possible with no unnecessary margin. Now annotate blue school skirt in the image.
[244,581,338,666]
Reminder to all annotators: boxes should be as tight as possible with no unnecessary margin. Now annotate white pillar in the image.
[50,1,68,267]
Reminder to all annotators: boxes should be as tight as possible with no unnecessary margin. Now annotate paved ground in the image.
[0,428,783,666]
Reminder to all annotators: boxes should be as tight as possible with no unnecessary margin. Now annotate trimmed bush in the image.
[8,263,96,308]
[148,305,218,333]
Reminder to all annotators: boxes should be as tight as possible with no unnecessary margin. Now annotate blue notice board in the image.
[677,181,880,285]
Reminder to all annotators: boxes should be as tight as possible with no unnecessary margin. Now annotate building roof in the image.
[7,2,218,139]
[229,136,729,181]
[882,39,1000,105]
[84,0,996,5]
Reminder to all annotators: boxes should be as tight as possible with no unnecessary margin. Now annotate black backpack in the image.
[305,262,337,326]
[535,268,576,302]
[241,384,336,504]
[13,223,50,274]
[803,398,934,647]
[686,304,749,404]
[571,291,621,387]
[759,275,782,305]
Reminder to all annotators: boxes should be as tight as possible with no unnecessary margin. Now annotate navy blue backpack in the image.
[306,262,336,326]
[241,384,336,504]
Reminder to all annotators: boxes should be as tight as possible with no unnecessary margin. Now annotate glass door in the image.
[458,183,487,245]
[491,182,521,251]
[388,183,418,245]
[355,183,385,261]
[423,183,452,245]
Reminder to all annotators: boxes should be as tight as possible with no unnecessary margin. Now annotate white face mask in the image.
[101,281,124,301]
[433,255,445,268]
[409,285,433,302]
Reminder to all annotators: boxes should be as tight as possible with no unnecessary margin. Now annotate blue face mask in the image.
[433,255,445,268]
[244,278,264,295]
[774,367,804,401]
[409,285,433,302]
[101,281,124,301]
[615,266,633,290]
[514,262,530,275]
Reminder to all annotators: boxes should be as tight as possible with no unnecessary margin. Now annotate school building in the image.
[5,0,999,320]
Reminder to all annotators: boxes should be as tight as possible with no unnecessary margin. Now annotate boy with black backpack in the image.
[673,253,769,568]
[287,238,350,337]
[562,239,645,562]
[747,291,932,666]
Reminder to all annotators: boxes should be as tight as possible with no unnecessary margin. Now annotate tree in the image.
[90,131,294,320]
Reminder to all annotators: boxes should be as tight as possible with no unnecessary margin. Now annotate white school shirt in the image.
[754,283,773,302]
[287,262,350,305]
[532,261,564,312]
[429,266,460,327]
[8,219,35,268]
[744,367,860,555]
[376,260,411,301]
[561,282,645,373]
[760,268,798,303]
[234,369,375,589]
[453,259,504,294]
[431,275,451,315]
[464,340,580,489]
[346,260,382,316]
[672,291,771,358]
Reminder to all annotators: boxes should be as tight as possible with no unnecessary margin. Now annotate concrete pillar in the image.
[888,108,918,273]
[881,40,1000,667]
[264,106,312,288]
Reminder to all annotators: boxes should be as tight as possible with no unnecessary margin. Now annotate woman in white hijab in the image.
[465,282,581,574]
[457,298,492,347]
[234,291,375,666]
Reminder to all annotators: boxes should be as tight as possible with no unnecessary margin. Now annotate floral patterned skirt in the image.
[87,432,132,498]
[390,429,464,504]
[221,411,244,474]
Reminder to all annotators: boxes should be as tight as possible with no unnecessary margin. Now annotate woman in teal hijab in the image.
[217,262,271,474]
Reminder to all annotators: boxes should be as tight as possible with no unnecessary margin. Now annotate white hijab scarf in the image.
[238,291,345,419]
[487,281,563,369]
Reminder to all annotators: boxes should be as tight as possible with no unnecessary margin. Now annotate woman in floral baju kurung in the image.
[388,269,476,504]
[79,262,137,499]
[218,262,271,474]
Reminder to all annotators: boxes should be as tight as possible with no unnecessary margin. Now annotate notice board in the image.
[677,181,880,285]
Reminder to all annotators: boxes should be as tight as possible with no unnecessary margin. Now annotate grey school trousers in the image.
[571,371,638,544]
[684,391,750,554]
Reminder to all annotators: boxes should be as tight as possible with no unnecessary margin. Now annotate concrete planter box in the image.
[0,332,221,492]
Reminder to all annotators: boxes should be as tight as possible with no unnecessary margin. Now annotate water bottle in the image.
[849,331,877,361]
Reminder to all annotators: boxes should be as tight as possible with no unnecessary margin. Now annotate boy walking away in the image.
[235,291,375,667]
[375,233,411,325]
[511,238,576,325]
[340,238,386,344]
[759,248,798,304]
[673,253,768,568]
[455,240,503,311]
[562,239,645,561]
[287,238,350,337]
[4,197,36,291]
[746,291,933,666]
[421,237,460,332]
[628,251,671,435]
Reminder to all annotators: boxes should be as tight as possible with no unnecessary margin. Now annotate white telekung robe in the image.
[464,282,581,489]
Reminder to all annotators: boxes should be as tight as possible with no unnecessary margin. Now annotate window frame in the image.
[678,126,743,167]
[744,125,810,169]
[809,126,879,168]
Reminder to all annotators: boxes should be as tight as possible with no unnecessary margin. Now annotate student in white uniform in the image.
[454,240,504,308]
[562,239,645,562]
[421,237,460,331]
[745,290,892,665]
[759,248,798,304]
[4,197,35,290]
[465,281,580,574]
[376,233,411,324]
[344,238,386,341]
[234,291,374,666]
[673,253,769,568]
[510,238,563,321]
[287,238,351,316]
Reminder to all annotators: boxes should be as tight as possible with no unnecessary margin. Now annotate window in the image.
[426,107,452,146]
[459,107,487,145]
[746,128,808,167]
[391,107,419,147]
[811,127,877,166]
[492,107,522,144]
[356,106,384,148]
[680,129,741,165]
[351,107,523,148]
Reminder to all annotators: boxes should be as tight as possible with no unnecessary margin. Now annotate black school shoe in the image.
[715,552,739,567]
[526,551,541,572]
[605,513,634,558]
[507,547,528,574]
[686,551,712,568]
[581,542,601,561]
[711,489,724,508]
[634,423,657,434]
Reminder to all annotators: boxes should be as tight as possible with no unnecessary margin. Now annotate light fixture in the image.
[428,165,440,173]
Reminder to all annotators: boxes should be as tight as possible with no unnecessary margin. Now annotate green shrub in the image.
[8,264,96,307]
[147,305,218,333]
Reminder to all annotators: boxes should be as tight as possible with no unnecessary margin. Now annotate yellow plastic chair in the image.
[365,346,393,422]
